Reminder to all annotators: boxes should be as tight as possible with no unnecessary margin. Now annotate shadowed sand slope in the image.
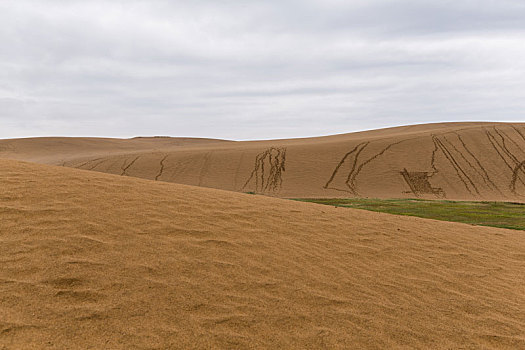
[1,159,524,349]
[2,122,525,201]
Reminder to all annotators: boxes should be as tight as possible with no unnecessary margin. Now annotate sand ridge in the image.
[0,136,232,164]
[2,122,525,201]
[0,159,524,349]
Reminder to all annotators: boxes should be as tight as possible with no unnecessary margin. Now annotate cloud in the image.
[1,0,524,139]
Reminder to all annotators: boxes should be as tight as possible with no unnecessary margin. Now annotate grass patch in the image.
[294,198,525,231]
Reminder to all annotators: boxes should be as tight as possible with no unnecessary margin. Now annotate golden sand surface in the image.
[1,159,524,349]
[2,122,525,201]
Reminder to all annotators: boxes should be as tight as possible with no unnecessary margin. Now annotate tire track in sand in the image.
[511,161,525,195]
[155,154,169,181]
[451,132,503,196]
[432,135,479,196]
[121,156,140,176]
[484,128,525,190]
[242,147,286,193]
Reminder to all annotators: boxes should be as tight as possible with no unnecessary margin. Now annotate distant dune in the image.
[1,159,524,349]
[0,136,231,164]
[2,122,524,201]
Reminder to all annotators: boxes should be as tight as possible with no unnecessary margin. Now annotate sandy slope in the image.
[0,136,231,164]
[2,122,525,201]
[0,159,524,349]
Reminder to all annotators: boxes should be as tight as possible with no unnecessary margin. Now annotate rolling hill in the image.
[1,122,524,201]
[1,159,524,349]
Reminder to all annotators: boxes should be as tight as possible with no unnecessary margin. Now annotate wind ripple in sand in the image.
[0,159,524,349]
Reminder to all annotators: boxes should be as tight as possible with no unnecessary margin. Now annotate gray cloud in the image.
[1,0,524,140]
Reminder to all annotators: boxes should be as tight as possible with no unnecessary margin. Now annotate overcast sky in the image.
[1,0,524,140]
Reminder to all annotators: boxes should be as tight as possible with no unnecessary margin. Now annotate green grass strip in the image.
[293,198,525,231]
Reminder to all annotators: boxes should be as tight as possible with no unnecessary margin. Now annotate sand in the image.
[2,122,525,201]
[1,159,524,349]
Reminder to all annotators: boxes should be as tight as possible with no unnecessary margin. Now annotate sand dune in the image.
[0,159,524,349]
[0,136,231,164]
[2,122,525,201]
